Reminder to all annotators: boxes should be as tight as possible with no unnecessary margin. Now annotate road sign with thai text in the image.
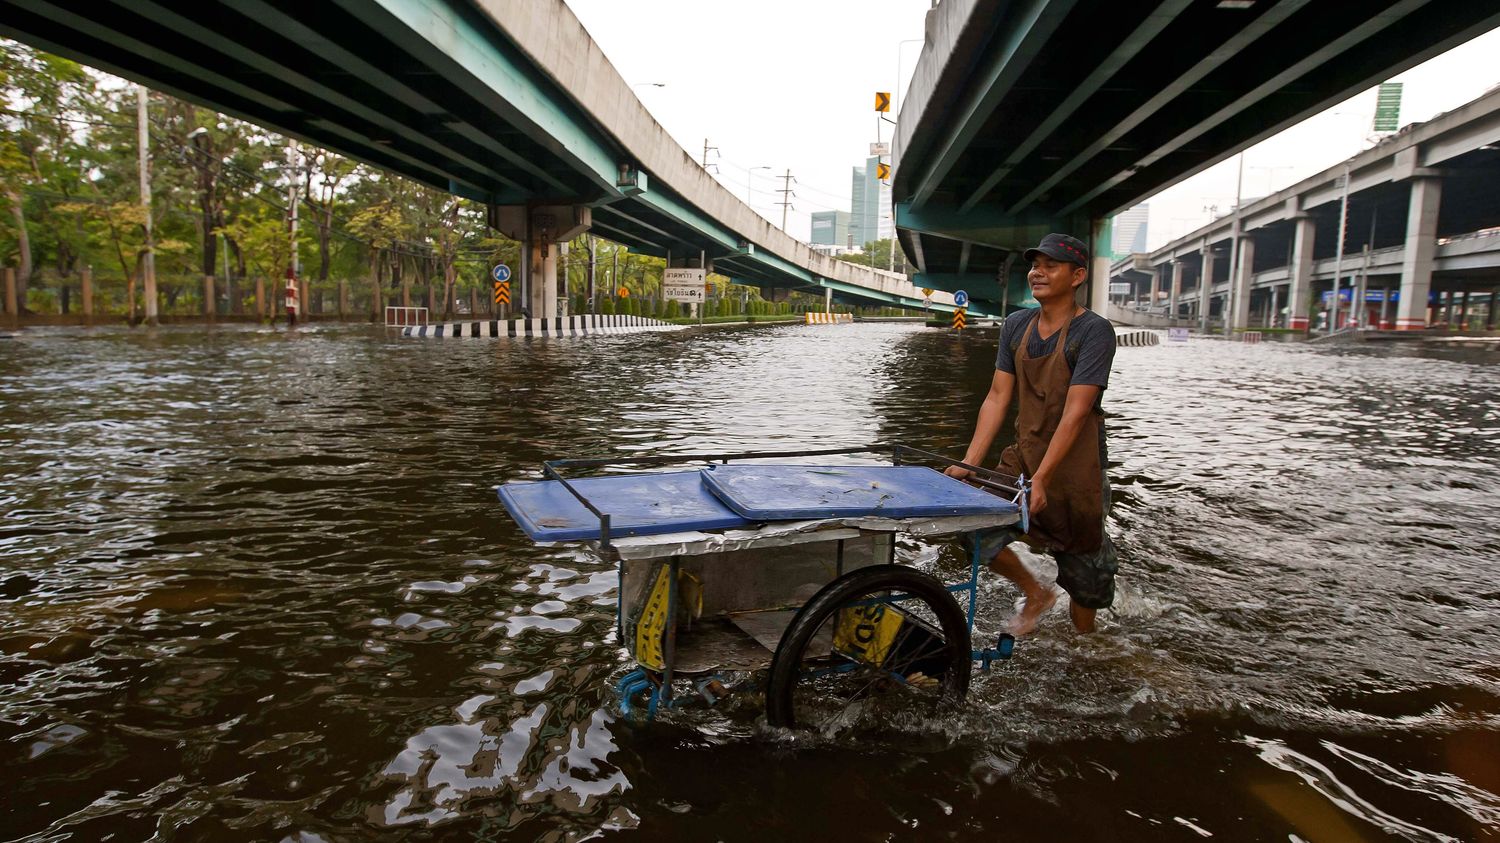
[663,268,705,303]
[870,142,890,156]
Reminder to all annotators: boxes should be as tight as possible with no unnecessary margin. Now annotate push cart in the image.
[497,444,1028,733]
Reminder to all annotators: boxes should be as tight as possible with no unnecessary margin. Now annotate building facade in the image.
[849,156,893,249]
[1111,203,1150,256]
[810,210,851,248]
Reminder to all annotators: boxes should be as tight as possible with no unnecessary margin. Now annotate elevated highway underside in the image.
[0,0,957,315]
[893,0,1500,312]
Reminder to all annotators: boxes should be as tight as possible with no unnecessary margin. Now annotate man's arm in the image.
[944,369,1015,479]
[1028,384,1101,513]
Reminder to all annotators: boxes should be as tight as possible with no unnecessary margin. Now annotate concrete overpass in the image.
[1110,87,1500,332]
[0,0,970,317]
[892,0,1500,315]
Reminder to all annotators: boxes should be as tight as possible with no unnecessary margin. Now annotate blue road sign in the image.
[492,264,511,283]
[953,289,968,307]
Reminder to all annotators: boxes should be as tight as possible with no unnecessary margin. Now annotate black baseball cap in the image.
[1023,233,1090,267]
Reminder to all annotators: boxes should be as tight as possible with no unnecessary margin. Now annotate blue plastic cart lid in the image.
[701,464,1020,521]
[498,470,752,542]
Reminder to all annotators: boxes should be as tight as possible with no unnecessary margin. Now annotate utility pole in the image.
[701,138,719,172]
[776,169,796,232]
[1224,152,1244,336]
[587,235,597,313]
[136,85,158,326]
[1330,163,1351,333]
[1354,207,1378,329]
[285,139,300,328]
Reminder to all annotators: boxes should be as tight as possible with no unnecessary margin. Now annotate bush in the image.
[600,297,616,315]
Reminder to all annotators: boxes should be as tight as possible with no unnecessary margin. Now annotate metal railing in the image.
[384,306,429,327]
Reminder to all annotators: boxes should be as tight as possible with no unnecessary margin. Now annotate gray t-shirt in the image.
[994,308,1114,464]
[995,308,1115,390]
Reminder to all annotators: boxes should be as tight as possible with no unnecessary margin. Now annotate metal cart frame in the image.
[529,443,1029,719]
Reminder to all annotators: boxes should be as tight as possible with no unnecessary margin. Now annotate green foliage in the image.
[833,239,910,275]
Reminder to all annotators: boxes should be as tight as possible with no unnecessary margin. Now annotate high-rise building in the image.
[1111,203,1150,255]
[849,156,893,249]
[810,210,850,248]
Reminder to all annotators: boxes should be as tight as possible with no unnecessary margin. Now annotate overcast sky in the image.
[565,0,1500,252]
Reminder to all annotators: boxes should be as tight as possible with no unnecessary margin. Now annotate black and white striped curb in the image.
[401,315,684,338]
[1114,329,1162,347]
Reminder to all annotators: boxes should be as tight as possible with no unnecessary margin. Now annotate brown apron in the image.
[997,311,1104,554]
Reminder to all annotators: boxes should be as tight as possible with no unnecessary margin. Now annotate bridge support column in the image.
[1089,219,1109,312]
[1395,177,1441,330]
[528,239,559,320]
[1148,268,1160,310]
[1288,216,1315,330]
[488,205,592,321]
[1169,259,1182,317]
[1229,236,1254,332]
[1198,241,1214,333]
[1488,289,1497,330]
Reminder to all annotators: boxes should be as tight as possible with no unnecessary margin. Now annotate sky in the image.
[564,0,1500,252]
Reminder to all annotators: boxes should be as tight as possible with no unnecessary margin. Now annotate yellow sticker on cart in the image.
[634,565,672,671]
[833,602,904,667]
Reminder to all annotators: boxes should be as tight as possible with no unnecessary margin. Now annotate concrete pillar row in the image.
[1169,259,1183,317]
[1148,268,1161,309]
[1396,177,1442,330]
[1288,216,1316,330]
[1230,235,1255,331]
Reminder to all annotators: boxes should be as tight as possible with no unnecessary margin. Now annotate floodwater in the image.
[1,322,1497,841]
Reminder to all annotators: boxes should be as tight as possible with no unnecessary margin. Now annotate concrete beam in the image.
[957,0,1192,213]
[902,0,1077,211]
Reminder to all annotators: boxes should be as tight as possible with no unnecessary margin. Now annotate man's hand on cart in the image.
[943,464,973,481]
[1028,476,1049,514]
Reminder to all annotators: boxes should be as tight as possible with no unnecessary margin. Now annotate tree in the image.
[834,238,910,275]
[1,42,99,311]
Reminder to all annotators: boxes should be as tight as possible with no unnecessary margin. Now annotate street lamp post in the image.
[893,39,923,118]
[746,165,771,209]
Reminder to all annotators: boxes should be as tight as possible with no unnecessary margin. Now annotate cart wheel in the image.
[765,565,971,734]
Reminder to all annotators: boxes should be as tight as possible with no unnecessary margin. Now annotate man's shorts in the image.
[967,476,1119,610]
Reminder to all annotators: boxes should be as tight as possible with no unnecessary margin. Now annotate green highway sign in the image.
[1373,82,1402,133]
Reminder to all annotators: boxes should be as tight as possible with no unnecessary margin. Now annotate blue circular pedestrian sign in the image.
[492,264,511,283]
[953,289,968,307]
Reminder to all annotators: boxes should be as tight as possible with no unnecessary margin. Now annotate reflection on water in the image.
[1,323,1497,840]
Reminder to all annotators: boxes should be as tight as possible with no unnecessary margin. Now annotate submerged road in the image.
[1,324,1497,839]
